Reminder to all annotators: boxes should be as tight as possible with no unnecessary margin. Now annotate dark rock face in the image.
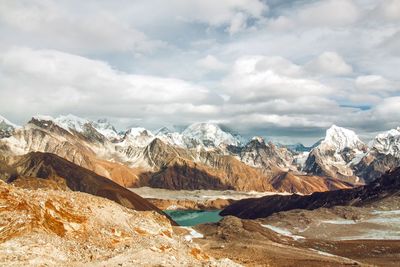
[220,167,400,219]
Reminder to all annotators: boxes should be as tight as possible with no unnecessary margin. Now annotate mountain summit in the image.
[322,125,365,151]
[182,122,241,147]
[304,125,366,182]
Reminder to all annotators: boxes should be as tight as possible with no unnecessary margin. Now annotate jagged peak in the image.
[30,114,89,133]
[182,122,240,147]
[374,127,400,139]
[54,114,89,133]
[370,127,400,156]
[322,124,364,151]
[125,127,153,137]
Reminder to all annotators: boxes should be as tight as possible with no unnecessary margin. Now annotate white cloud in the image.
[0,47,217,126]
[372,96,400,119]
[227,12,248,35]
[196,55,227,72]
[172,0,267,27]
[222,55,332,102]
[0,1,165,54]
[375,0,400,21]
[306,52,353,76]
[297,0,361,27]
[355,75,397,93]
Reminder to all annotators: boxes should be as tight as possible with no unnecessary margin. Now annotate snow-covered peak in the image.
[154,127,187,147]
[120,127,155,147]
[91,119,119,140]
[54,114,89,133]
[125,127,153,137]
[370,127,400,156]
[30,114,120,140]
[182,122,241,147]
[322,125,364,151]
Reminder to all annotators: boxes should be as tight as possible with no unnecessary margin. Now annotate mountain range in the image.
[1,114,399,194]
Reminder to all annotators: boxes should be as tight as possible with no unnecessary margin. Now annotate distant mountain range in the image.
[1,114,399,194]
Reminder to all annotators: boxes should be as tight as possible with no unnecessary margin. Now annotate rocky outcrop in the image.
[221,167,400,219]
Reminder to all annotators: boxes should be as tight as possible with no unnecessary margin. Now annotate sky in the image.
[0,0,399,145]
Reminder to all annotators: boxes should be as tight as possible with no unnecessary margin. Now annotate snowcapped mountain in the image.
[91,119,120,141]
[54,114,89,133]
[370,127,400,157]
[2,112,400,192]
[354,126,400,183]
[155,127,187,148]
[304,125,367,182]
[120,127,155,148]
[0,115,18,138]
[232,136,297,173]
[321,125,365,151]
[182,122,241,148]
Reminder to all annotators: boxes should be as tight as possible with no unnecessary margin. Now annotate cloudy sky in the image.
[0,0,399,144]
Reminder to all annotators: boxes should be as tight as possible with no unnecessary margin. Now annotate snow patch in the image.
[181,227,204,242]
[261,224,305,240]
[321,219,356,225]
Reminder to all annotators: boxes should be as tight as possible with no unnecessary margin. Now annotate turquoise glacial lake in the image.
[164,210,222,226]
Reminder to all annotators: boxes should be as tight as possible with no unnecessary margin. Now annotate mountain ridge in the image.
[1,114,399,192]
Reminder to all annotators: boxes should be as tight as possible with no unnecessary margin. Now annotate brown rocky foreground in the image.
[0,180,239,266]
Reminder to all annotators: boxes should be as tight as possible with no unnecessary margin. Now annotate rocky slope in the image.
[0,180,238,266]
[221,166,400,219]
